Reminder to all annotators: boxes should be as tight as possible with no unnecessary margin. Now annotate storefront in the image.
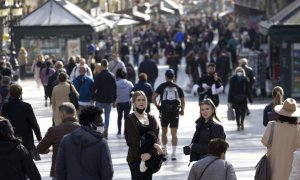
[13,0,106,73]
[259,0,300,97]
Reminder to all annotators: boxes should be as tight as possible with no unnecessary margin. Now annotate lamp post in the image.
[0,0,24,70]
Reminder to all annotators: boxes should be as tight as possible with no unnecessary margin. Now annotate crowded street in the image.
[19,63,270,180]
[0,0,299,180]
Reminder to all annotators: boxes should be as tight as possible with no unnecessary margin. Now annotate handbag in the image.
[227,104,235,121]
[255,121,275,180]
[68,83,79,110]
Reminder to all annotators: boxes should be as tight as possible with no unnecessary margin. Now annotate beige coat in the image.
[289,149,300,180]
[51,82,79,125]
[262,121,300,180]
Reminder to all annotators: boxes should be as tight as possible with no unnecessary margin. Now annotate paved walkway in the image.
[20,65,270,180]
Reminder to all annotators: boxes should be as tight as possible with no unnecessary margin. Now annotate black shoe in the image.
[45,101,47,107]
[246,109,250,116]
[102,128,108,138]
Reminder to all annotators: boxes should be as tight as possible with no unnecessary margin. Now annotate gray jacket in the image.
[187,155,237,180]
[56,127,113,180]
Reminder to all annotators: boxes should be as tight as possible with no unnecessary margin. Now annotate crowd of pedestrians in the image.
[0,10,299,180]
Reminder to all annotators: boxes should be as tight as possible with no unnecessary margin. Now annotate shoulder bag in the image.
[254,121,275,180]
[69,83,79,110]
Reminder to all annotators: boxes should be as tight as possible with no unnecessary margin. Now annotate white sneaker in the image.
[171,153,176,160]
[162,147,168,156]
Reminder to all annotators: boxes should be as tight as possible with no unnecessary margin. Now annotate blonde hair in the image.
[132,91,148,106]
[272,86,284,110]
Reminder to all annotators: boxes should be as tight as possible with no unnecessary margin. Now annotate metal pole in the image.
[0,17,3,53]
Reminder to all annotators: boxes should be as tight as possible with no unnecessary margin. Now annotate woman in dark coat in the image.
[125,91,164,180]
[263,86,284,126]
[228,67,253,131]
[0,118,41,180]
[185,98,225,162]
[2,84,42,160]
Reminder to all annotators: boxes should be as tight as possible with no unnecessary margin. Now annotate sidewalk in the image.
[20,75,270,179]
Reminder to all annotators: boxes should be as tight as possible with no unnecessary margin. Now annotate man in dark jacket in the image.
[197,63,223,107]
[47,61,64,100]
[138,54,158,88]
[132,73,153,113]
[2,84,42,160]
[91,59,116,138]
[37,102,80,179]
[56,106,113,180]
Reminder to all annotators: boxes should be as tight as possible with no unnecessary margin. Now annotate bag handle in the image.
[199,157,218,179]
[267,121,275,148]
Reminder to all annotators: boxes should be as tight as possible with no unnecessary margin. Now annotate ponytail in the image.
[272,86,284,110]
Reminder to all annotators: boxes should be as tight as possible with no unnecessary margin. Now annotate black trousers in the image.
[129,161,153,180]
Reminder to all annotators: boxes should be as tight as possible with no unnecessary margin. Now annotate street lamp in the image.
[0,0,23,70]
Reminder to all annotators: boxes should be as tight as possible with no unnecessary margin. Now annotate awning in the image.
[269,25,300,42]
[259,0,300,35]
[96,12,139,29]
[19,0,106,32]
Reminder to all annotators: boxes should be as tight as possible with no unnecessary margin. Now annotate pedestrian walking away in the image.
[56,106,114,180]
[263,86,284,126]
[2,84,42,160]
[152,69,185,160]
[37,102,80,178]
[0,117,41,180]
[92,59,117,138]
[261,98,300,180]
[187,138,237,180]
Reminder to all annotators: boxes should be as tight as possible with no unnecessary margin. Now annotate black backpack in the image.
[160,86,180,112]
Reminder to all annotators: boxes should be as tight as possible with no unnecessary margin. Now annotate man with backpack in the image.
[152,69,185,160]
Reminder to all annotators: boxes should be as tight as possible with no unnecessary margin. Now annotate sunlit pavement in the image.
[20,64,270,180]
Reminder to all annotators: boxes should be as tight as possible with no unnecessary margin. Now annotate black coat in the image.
[0,140,41,180]
[189,118,225,162]
[2,99,42,159]
[92,69,117,103]
[138,58,158,83]
[197,73,223,106]
[228,75,252,108]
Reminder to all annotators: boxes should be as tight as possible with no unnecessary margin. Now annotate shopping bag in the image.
[227,104,235,121]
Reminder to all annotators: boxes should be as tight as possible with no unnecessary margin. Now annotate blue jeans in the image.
[96,102,112,129]
[117,102,131,133]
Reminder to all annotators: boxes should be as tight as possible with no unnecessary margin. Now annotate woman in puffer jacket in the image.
[186,98,226,162]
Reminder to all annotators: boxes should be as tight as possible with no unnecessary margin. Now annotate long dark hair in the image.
[45,61,52,76]
[199,98,220,122]
[0,117,21,143]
